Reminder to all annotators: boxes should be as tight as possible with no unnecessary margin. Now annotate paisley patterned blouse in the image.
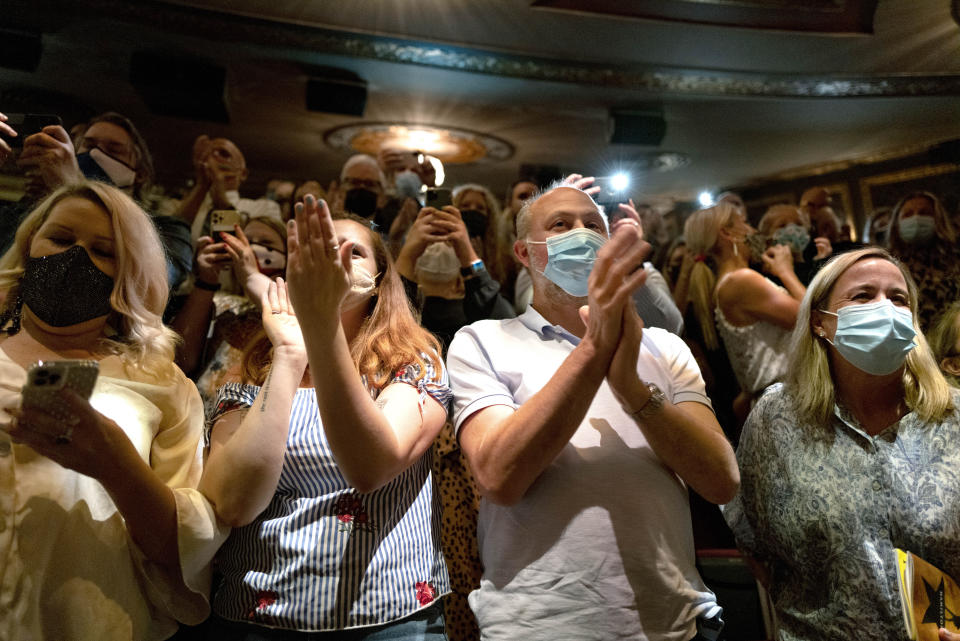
[724,383,960,641]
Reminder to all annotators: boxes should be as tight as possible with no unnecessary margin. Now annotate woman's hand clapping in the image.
[260,277,306,359]
[285,195,352,339]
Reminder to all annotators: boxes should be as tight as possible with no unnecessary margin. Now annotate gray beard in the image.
[528,254,588,307]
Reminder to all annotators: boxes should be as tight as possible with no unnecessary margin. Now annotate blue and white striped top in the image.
[209,361,452,631]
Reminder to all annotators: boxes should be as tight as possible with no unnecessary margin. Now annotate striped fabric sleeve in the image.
[204,382,259,444]
[389,355,452,411]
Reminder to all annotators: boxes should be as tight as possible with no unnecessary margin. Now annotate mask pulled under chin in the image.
[21,245,115,327]
[76,148,136,188]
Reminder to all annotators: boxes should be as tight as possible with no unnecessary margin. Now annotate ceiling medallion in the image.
[324,123,514,164]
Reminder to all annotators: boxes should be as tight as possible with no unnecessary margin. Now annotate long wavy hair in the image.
[682,202,741,351]
[453,183,510,284]
[242,213,442,388]
[785,247,953,425]
[0,182,178,379]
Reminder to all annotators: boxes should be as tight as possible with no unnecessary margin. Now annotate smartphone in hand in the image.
[22,360,99,423]
[210,209,247,237]
[593,176,630,224]
[1,113,63,148]
[425,188,452,210]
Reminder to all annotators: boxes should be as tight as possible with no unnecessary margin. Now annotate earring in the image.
[733,242,739,257]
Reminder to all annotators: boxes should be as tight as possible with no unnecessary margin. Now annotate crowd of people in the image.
[0,109,959,641]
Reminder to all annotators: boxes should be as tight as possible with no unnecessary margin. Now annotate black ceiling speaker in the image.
[0,28,42,72]
[519,163,563,189]
[609,106,667,146]
[129,51,228,123]
[929,139,960,165]
[305,71,367,116]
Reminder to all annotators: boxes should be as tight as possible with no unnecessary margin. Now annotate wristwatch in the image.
[630,383,665,420]
[460,259,485,278]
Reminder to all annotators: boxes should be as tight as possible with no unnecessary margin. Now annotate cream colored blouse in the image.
[0,349,228,641]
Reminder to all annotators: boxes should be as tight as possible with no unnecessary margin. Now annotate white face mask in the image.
[89,147,136,188]
[250,243,286,274]
[898,215,936,244]
[414,242,460,284]
[342,259,378,310]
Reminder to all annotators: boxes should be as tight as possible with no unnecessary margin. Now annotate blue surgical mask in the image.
[820,300,916,375]
[773,223,810,254]
[898,215,936,245]
[527,228,606,297]
[394,170,423,202]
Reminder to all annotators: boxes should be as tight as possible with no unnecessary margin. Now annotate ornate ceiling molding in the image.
[532,0,877,34]
[324,122,514,164]
[12,0,960,98]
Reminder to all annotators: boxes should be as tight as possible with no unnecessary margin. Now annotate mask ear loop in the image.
[816,309,837,346]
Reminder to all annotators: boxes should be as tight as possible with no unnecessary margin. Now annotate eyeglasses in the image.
[342,177,382,192]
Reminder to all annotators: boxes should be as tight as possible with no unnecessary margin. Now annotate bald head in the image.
[516,184,606,241]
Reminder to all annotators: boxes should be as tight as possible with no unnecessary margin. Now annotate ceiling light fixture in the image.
[324,122,514,164]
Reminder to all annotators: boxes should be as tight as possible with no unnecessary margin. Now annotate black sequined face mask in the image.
[21,245,115,327]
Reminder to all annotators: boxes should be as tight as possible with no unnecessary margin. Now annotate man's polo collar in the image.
[518,305,580,345]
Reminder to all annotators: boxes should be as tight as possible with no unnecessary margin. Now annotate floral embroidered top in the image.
[209,361,452,631]
[724,383,960,641]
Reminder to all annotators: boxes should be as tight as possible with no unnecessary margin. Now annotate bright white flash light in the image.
[611,173,630,192]
[699,191,715,208]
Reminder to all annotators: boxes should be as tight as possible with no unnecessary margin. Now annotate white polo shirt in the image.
[447,306,719,641]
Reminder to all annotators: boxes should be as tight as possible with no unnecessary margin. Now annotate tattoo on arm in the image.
[375,396,388,411]
[258,369,273,413]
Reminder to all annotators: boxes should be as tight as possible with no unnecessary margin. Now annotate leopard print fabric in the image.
[894,243,960,332]
[431,421,482,641]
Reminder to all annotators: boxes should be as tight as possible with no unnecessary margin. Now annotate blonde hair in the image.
[682,202,740,351]
[757,204,808,237]
[785,247,953,425]
[453,183,509,285]
[928,301,960,388]
[0,182,179,379]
